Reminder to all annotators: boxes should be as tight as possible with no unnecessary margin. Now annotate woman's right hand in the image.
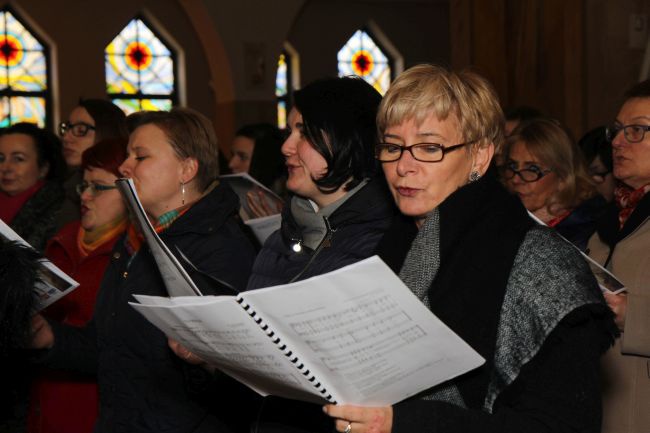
[31,314,54,349]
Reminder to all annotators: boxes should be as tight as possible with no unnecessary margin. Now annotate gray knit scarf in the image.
[397,214,605,411]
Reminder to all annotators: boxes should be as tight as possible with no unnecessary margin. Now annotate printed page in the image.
[130,295,333,404]
[220,173,283,243]
[0,219,78,311]
[242,256,485,406]
[527,211,626,293]
[116,178,201,296]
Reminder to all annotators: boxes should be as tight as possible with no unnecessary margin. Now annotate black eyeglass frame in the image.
[374,141,475,163]
[76,181,118,196]
[59,121,96,138]
[500,164,553,183]
[605,124,650,143]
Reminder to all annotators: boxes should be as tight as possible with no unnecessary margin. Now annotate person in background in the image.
[27,138,128,433]
[0,123,67,250]
[503,105,543,137]
[228,123,286,192]
[30,108,256,433]
[579,126,616,203]
[588,78,650,433]
[323,64,616,433]
[502,118,606,250]
[58,99,128,228]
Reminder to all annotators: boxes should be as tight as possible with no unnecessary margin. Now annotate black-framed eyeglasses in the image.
[499,163,552,183]
[59,122,96,137]
[605,124,650,143]
[375,141,475,163]
[76,181,117,197]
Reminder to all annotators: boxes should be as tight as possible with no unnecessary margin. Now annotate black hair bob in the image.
[293,76,382,194]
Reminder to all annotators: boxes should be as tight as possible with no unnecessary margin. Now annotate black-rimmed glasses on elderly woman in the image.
[375,141,476,163]
[59,122,96,137]
[499,162,552,183]
[605,123,650,143]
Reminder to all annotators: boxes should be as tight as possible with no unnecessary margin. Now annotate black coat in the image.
[8,180,64,251]
[42,183,256,433]
[247,178,398,290]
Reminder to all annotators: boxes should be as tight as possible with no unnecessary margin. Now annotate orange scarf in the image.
[77,218,128,258]
[124,205,192,255]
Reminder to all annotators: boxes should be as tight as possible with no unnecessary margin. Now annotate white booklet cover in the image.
[0,219,79,311]
[130,256,485,406]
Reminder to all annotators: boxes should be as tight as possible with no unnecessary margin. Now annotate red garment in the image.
[614,183,650,228]
[27,221,123,433]
[0,180,44,223]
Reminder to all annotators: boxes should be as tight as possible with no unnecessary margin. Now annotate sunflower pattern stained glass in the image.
[0,9,48,127]
[337,29,391,95]
[105,17,176,114]
[276,52,289,129]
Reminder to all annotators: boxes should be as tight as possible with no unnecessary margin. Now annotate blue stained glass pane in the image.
[276,53,288,97]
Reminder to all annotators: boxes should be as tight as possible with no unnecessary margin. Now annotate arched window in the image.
[105,16,177,114]
[337,28,391,95]
[276,50,290,129]
[0,7,49,127]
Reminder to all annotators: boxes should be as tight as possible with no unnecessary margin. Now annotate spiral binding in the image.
[236,295,337,403]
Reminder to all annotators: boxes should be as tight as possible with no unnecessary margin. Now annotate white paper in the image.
[116,178,201,297]
[526,211,626,294]
[0,219,78,311]
[130,256,484,406]
[220,173,283,244]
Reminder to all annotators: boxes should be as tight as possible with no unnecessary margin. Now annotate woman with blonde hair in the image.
[502,118,606,250]
[322,64,616,433]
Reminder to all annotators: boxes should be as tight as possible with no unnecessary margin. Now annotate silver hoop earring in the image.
[181,182,186,205]
[469,171,481,182]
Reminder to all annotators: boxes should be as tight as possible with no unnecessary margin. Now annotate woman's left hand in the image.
[323,404,393,433]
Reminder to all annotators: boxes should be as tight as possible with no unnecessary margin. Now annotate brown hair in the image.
[504,118,596,211]
[378,64,505,153]
[127,108,219,191]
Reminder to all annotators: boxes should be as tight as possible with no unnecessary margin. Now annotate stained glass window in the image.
[276,51,290,129]
[0,8,49,127]
[105,17,176,114]
[337,29,391,95]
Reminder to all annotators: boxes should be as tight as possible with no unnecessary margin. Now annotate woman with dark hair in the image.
[236,76,398,432]
[58,98,128,226]
[0,122,67,250]
[579,126,616,202]
[229,123,286,192]
[502,118,606,250]
[28,138,129,433]
[32,108,255,433]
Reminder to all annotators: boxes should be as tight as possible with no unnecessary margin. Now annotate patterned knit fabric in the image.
[614,183,650,228]
[398,208,466,406]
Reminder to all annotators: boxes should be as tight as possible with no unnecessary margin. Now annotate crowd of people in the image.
[0,65,648,433]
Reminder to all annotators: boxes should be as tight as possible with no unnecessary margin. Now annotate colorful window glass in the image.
[276,51,290,129]
[105,17,176,114]
[337,29,391,95]
[0,8,49,127]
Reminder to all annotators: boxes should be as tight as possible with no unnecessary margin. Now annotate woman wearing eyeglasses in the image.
[322,64,616,433]
[0,123,67,251]
[501,118,605,250]
[579,126,616,203]
[28,138,128,433]
[57,99,128,228]
[588,79,650,433]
